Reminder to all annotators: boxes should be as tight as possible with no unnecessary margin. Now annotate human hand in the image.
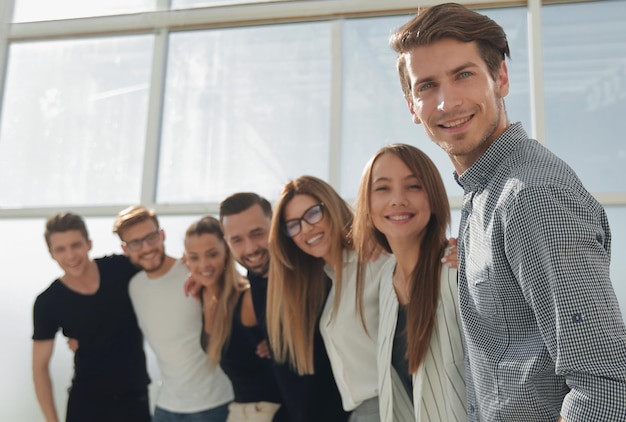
[441,238,458,269]
[256,340,271,359]
[184,273,202,300]
[67,338,79,353]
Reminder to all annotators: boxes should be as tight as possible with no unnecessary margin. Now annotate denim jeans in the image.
[348,396,380,422]
[153,402,230,422]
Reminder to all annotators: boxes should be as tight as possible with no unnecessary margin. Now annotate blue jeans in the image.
[347,397,380,422]
[153,403,230,422]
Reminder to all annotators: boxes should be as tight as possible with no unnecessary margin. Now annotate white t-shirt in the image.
[129,259,233,412]
[320,249,391,411]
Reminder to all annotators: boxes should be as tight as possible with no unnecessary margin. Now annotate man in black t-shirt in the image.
[32,212,149,422]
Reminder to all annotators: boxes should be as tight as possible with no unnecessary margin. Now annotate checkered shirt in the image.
[456,122,626,422]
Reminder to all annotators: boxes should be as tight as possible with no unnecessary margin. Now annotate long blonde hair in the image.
[266,175,354,375]
[185,216,244,367]
[353,144,450,373]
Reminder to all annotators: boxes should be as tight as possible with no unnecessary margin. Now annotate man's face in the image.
[404,38,510,174]
[120,219,166,276]
[222,204,271,277]
[48,230,92,280]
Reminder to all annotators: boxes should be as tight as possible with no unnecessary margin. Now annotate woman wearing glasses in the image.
[184,216,287,422]
[267,175,429,421]
[353,144,466,422]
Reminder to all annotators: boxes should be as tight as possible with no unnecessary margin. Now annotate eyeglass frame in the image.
[122,230,162,251]
[283,202,325,238]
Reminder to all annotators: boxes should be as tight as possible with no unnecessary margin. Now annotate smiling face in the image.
[404,38,510,174]
[48,230,93,280]
[120,219,166,276]
[184,233,227,288]
[284,194,332,265]
[222,204,271,277]
[369,153,432,246]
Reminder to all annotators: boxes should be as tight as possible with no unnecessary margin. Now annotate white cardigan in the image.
[377,257,467,422]
[321,250,391,411]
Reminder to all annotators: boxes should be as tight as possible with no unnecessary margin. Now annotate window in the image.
[542,1,626,193]
[0,36,154,207]
[158,23,332,203]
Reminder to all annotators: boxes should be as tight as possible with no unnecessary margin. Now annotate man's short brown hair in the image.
[113,205,159,239]
[44,212,89,249]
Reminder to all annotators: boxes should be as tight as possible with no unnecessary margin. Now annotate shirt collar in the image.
[455,122,528,192]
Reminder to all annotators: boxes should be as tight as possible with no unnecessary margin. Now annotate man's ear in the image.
[406,96,421,124]
[497,60,510,98]
[121,244,129,256]
[87,239,93,252]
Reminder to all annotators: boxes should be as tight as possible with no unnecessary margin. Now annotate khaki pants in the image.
[226,401,281,422]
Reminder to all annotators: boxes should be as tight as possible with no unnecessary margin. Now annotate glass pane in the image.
[172,0,280,9]
[0,36,154,208]
[606,206,626,316]
[158,23,331,203]
[340,9,530,199]
[12,0,156,22]
[542,0,626,193]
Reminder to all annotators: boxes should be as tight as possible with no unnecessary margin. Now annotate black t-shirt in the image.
[201,290,283,405]
[32,255,149,397]
[392,305,413,401]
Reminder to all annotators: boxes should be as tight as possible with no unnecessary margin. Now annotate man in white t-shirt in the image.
[114,205,233,421]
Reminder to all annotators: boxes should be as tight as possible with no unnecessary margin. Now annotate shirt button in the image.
[469,404,475,413]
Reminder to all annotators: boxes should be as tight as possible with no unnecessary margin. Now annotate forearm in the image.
[33,370,59,422]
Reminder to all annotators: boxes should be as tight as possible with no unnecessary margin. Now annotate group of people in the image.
[32,3,626,422]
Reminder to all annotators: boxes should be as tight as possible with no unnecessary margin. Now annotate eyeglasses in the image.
[283,202,324,238]
[123,230,161,251]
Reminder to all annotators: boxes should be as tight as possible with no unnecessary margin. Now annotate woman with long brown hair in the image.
[184,216,286,422]
[353,144,466,422]
[266,175,389,421]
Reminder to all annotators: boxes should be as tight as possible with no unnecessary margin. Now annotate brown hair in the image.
[353,144,450,373]
[266,175,356,375]
[44,212,89,249]
[185,216,243,367]
[113,205,160,239]
[391,2,510,101]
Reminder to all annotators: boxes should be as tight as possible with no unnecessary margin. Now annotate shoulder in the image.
[440,265,457,283]
[96,254,140,277]
[33,280,61,307]
[499,139,589,202]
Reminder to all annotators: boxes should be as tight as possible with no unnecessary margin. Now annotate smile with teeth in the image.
[140,251,158,260]
[244,251,265,264]
[306,233,324,245]
[441,115,471,128]
[387,214,413,221]
[66,261,82,268]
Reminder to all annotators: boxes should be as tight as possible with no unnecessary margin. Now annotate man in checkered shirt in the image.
[390,3,626,421]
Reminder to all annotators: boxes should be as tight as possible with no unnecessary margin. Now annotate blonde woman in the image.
[184,216,286,422]
[353,144,466,422]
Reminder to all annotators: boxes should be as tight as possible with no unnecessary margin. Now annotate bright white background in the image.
[0,0,624,420]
